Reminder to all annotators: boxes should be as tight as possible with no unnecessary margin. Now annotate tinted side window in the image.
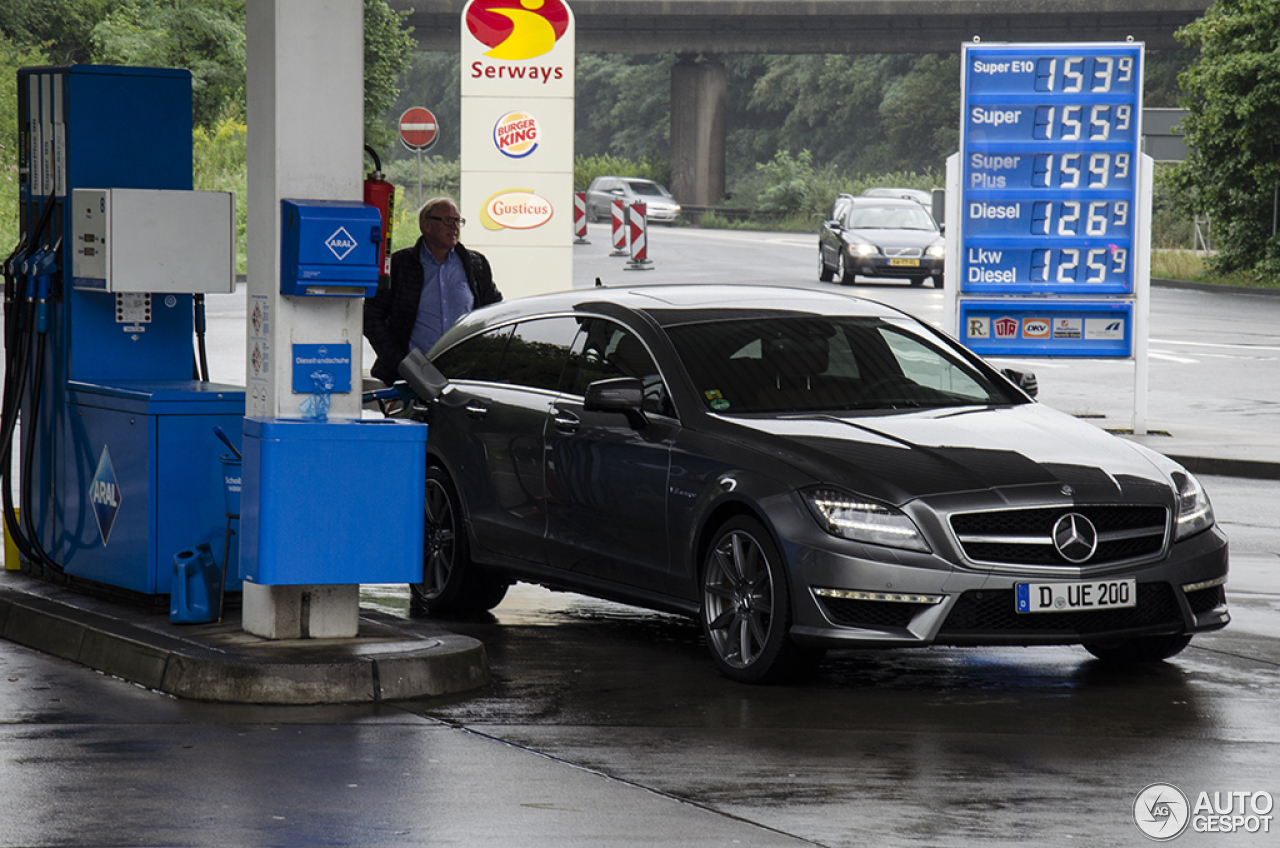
[433,325,512,381]
[564,318,673,416]
[502,317,581,391]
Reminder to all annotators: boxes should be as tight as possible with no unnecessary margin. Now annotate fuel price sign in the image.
[960,43,1143,296]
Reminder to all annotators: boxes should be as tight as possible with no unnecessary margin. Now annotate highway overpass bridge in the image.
[389,0,1207,204]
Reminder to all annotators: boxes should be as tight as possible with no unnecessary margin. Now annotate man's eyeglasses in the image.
[426,215,465,227]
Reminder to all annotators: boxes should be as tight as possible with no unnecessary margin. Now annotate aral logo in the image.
[325,227,358,261]
[480,189,554,230]
[494,111,540,158]
[90,446,121,545]
[466,0,570,60]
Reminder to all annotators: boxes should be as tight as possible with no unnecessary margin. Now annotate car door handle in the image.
[465,401,489,419]
[553,410,579,433]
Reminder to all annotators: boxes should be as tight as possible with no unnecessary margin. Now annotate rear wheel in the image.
[700,516,801,683]
[410,466,509,617]
[1084,633,1192,663]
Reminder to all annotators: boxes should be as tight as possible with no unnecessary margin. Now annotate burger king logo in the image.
[466,0,571,61]
[493,111,540,158]
[480,189,554,230]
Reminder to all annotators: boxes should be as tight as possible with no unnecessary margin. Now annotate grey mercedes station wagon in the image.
[395,284,1229,683]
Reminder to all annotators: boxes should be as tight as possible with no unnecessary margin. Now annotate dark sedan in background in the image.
[820,196,946,287]
[397,285,1228,683]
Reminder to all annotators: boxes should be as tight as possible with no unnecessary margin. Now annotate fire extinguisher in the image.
[364,145,394,277]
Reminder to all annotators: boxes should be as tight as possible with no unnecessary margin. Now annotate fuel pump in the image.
[4,65,244,600]
[363,145,395,277]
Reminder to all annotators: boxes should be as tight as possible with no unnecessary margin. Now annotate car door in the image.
[544,318,678,593]
[430,316,580,564]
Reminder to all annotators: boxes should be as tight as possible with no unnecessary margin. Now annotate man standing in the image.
[364,196,502,385]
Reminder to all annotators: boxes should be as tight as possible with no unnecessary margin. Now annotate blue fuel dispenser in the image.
[3,65,244,600]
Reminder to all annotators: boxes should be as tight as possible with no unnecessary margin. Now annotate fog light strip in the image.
[1181,575,1228,593]
[814,588,944,605]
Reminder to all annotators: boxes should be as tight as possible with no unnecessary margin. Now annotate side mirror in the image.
[1001,367,1038,399]
[398,348,449,402]
[584,377,647,427]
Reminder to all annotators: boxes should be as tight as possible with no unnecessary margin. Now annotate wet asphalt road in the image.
[3,472,1275,848]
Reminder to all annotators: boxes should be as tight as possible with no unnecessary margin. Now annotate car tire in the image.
[818,250,834,282]
[1083,633,1193,663]
[910,276,926,287]
[410,466,509,617]
[700,516,802,684]
[838,253,856,286]
[932,275,944,289]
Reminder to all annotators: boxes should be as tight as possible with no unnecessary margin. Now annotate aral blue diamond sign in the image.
[89,446,121,545]
[325,226,358,261]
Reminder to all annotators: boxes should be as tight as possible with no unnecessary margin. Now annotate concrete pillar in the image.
[242,0,365,639]
[670,56,727,211]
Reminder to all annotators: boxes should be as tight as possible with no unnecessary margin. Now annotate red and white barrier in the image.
[625,202,653,270]
[573,191,589,243]
[610,199,629,255]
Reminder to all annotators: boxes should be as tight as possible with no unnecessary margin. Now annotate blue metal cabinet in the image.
[239,417,426,586]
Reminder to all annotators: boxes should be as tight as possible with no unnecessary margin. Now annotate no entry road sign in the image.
[399,107,439,151]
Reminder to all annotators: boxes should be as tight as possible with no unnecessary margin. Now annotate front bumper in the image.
[786,524,1230,649]
[855,255,944,279]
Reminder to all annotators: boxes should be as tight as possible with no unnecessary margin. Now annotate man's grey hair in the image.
[419,196,458,225]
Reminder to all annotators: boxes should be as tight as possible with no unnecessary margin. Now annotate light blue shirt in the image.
[410,243,474,354]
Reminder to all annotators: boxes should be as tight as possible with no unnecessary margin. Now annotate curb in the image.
[0,586,489,705]
[1151,277,1280,297]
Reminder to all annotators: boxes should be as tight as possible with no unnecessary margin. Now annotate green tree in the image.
[90,0,247,127]
[363,0,415,151]
[1,32,49,251]
[0,0,113,64]
[576,53,673,160]
[1169,0,1280,277]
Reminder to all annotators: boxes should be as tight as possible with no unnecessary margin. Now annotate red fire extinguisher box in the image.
[239,417,426,585]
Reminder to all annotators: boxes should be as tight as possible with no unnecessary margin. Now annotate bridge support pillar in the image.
[671,55,726,213]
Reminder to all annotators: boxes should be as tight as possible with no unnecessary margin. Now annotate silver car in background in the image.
[585,176,682,223]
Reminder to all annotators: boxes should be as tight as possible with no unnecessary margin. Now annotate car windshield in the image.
[846,204,936,231]
[628,181,670,198]
[666,315,1021,414]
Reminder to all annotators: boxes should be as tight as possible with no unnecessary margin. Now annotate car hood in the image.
[727,403,1172,505]
[846,227,940,247]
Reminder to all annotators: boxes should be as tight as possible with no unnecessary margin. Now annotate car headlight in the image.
[847,243,878,257]
[926,244,945,258]
[803,488,931,552]
[1172,470,1215,540]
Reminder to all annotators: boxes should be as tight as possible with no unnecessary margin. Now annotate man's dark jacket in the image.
[364,238,502,385]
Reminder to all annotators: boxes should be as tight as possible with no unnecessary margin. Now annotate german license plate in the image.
[889,257,920,267]
[1015,579,1136,613]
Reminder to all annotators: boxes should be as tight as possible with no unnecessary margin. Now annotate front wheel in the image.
[700,516,799,683]
[1083,633,1192,663]
[818,250,834,282]
[837,253,856,286]
[410,466,509,617]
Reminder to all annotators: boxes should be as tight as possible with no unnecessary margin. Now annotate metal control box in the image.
[71,188,235,293]
[280,199,381,297]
